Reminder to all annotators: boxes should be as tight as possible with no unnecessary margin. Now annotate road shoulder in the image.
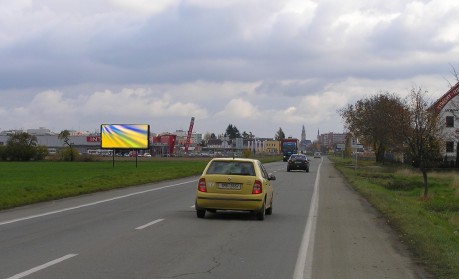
[311,157,430,279]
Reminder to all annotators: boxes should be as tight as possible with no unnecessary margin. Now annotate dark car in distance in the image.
[287,154,310,172]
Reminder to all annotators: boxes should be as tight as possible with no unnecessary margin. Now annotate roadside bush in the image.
[35,145,48,160]
[2,132,49,161]
[59,147,80,161]
[5,142,36,161]
[0,145,6,160]
[242,149,252,158]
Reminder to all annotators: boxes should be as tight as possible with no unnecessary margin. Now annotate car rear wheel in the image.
[196,208,206,218]
[266,198,273,215]
[256,200,266,220]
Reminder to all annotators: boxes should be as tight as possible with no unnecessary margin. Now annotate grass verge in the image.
[0,156,281,210]
[330,156,459,279]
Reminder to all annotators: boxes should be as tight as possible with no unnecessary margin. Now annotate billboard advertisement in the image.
[101,124,150,149]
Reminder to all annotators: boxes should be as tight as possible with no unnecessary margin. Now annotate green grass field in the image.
[330,156,459,279]
[0,159,210,210]
[0,156,281,210]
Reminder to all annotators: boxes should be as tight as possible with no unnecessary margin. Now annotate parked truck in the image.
[281,138,299,161]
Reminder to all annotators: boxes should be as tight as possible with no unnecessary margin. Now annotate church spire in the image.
[301,125,306,141]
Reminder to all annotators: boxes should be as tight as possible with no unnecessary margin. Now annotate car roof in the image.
[209,157,258,163]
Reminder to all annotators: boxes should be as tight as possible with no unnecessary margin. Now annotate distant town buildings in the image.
[0,124,341,157]
[316,132,347,149]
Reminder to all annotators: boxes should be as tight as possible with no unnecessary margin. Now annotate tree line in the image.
[0,130,78,161]
[0,132,48,161]
[339,87,446,198]
[203,124,287,142]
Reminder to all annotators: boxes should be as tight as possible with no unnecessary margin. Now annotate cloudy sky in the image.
[1,0,459,139]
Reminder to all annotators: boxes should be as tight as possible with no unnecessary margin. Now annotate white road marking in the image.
[6,254,78,279]
[0,180,196,226]
[293,158,322,279]
[190,205,195,208]
[136,218,164,230]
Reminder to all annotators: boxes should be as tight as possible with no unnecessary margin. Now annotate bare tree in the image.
[399,87,444,198]
[450,63,459,83]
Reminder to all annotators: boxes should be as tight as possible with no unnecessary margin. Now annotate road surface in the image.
[0,158,428,278]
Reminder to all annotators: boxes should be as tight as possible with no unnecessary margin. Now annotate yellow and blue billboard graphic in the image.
[101,124,150,149]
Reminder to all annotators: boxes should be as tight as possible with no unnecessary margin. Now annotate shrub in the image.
[35,145,49,161]
[59,147,80,161]
[242,149,252,158]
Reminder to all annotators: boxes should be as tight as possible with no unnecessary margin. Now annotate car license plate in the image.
[218,183,241,190]
[295,162,302,164]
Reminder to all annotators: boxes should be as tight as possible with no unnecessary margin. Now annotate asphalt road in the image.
[0,158,428,279]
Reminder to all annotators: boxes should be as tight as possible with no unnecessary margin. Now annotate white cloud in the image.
[1,0,459,138]
[107,0,179,15]
[81,88,208,119]
[216,99,262,119]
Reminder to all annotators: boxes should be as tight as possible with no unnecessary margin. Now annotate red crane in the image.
[185,117,195,154]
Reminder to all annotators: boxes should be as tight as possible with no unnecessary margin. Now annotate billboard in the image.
[101,124,150,149]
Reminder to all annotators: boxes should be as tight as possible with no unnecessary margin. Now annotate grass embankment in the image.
[0,156,281,211]
[330,156,459,279]
[0,158,210,210]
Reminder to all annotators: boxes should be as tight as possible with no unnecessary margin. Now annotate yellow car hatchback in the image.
[195,158,275,220]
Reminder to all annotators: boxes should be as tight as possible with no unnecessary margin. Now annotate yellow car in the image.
[195,158,275,220]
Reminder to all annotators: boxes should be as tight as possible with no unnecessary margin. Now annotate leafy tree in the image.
[0,145,6,160]
[275,128,285,141]
[5,132,38,161]
[399,87,443,198]
[35,145,49,160]
[58,130,71,145]
[339,92,405,162]
[225,124,241,139]
[242,131,255,140]
[58,130,75,161]
[242,148,252,158]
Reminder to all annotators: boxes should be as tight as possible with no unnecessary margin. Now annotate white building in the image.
[432,82,459,161]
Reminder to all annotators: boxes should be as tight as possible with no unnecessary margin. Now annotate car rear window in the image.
[206,161,255,176]
[290,155,306,160]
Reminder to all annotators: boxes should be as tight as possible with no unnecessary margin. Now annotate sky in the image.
[1,0,459,140]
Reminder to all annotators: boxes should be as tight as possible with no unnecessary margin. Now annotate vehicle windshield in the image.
[290,155,306,160]
[206,161,255,176]
[282,142,296,151]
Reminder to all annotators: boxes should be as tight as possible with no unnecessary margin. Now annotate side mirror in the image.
[268,173,276,181]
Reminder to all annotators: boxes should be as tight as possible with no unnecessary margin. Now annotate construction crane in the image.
[185,117,195,155]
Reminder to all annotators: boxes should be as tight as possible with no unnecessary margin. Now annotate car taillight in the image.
[252,180,263,194]
[198,178,207,192]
